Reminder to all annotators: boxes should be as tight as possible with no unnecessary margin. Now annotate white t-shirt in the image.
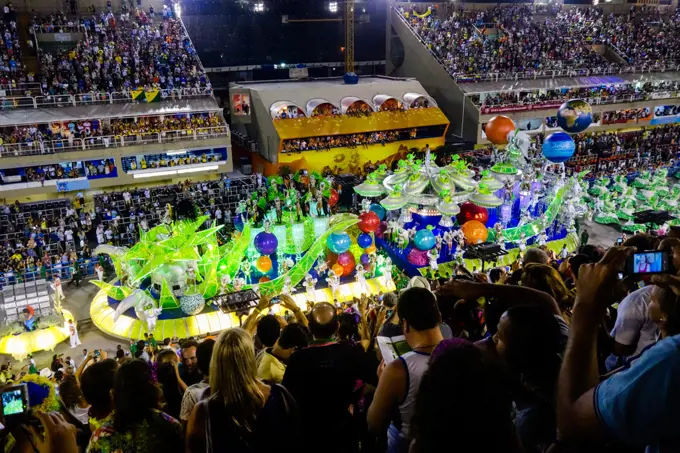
[607,286,658,366]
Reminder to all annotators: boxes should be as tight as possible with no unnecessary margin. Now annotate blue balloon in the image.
[357,233,373,249]
[234,214,244,232]
[327,232,351,254]
[542,132,575,164]
[370,203,386,221]
[254,232,278,255]
[414,229,436,251]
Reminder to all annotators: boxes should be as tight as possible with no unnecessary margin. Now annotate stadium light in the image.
[254,2,264,12]
[329,2,338,13]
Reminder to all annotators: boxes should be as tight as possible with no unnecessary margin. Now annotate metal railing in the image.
[0,125,229,157]
[0,87,214,110]
[477,92,680,114]
[32,23,86,33]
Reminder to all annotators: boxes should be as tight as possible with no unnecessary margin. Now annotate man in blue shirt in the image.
[558,246,680,453]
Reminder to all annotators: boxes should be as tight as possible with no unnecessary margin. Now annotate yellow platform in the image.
[0,309,75,360]
[90,277,396,341]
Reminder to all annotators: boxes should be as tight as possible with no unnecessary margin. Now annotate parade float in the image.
[351,100,596,277]
[90,196,396,340]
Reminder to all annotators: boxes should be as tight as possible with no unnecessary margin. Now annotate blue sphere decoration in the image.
[357,233,373,249]
[370,203,386,221]
[234,214,244,232]
[413,229,436,251]
[542,132,576,164]
[327,232,351,254]
[254,231,278,255]
[556,99,593,133]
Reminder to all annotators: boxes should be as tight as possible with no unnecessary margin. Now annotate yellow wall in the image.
[273,108,450,140]
[275,137,445,175]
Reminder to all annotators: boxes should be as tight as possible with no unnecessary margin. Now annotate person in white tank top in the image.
[367,287,444,453]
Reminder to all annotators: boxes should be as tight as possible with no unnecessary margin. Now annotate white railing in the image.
[0,126,229,158]
[0,87,214,110]
[32,23,87,33]
[477,92,679,114]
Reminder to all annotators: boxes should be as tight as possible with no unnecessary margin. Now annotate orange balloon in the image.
[364,244,377,254]
[256,255,273,273]
[461,220,489,245]
[332,263,344,277]
[485,115,516,145]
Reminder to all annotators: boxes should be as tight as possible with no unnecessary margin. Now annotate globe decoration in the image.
[179,293,206,316]
[357,233,373,249]
[370,203,386,221]
[557,99,593,133]
[327,232,351,254]
[542,132,576,163]
[413,229,436,251]
[358,211,380,233]
[456,202,489,226]
[485,115,516,145]
[254,231,278,255]
[461,220,489,244]
[255,255,273,274]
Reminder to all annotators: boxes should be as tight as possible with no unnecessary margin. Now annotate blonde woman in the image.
[185,328,300,453]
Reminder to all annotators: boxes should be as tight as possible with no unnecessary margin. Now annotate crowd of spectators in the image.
[0,2,25,86]
[0,198,96,283]
[405,4,680,80]
[3,231,680,453]
[406,5,614,79]
[39,8,209,95]
[283,130,402,152]
[109,112,224,136]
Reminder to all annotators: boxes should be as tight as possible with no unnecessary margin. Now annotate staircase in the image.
[16,12,40,81]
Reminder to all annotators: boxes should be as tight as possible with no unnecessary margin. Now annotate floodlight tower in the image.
[345,0,355,73]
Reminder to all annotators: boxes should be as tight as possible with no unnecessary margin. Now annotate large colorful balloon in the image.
[461,220,488,244]
[370,203,386,221]
[456,202,489,226]
[485,115,516,145]
[357,233,373,249]
[328,189,339,207]
[234,214,244,232]
[360,253,370,265]
[557,99,593,133]
[338,252,355,276]
[413,229,436,251]
[407,248,429,266]
[327,232,351,254]
[358,211,380,233]
[365,243,377,254]
[542,132,576,163]
[332,263,344,277]
[255,255,272,273]
[254,231,278,255]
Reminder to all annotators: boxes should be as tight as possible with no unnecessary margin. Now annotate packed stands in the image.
[38,8,210,95]
[401,4,680,81]
[0,112,228,157]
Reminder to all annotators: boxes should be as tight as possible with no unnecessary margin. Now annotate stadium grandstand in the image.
[388,2,680,149]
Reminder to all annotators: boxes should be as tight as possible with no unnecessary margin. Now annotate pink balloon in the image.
[337,251,353,266]
[407,248,428,266]
[375,221,387,238]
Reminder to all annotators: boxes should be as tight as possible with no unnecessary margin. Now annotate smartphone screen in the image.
[2,385,28,417]
[630,251,668,275]
[616,238,623,245]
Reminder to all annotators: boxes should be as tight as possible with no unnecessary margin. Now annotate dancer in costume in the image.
[68,319,81,348]
[355,264,369,295]
[327,270,340,301]
[303,274,317,303]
